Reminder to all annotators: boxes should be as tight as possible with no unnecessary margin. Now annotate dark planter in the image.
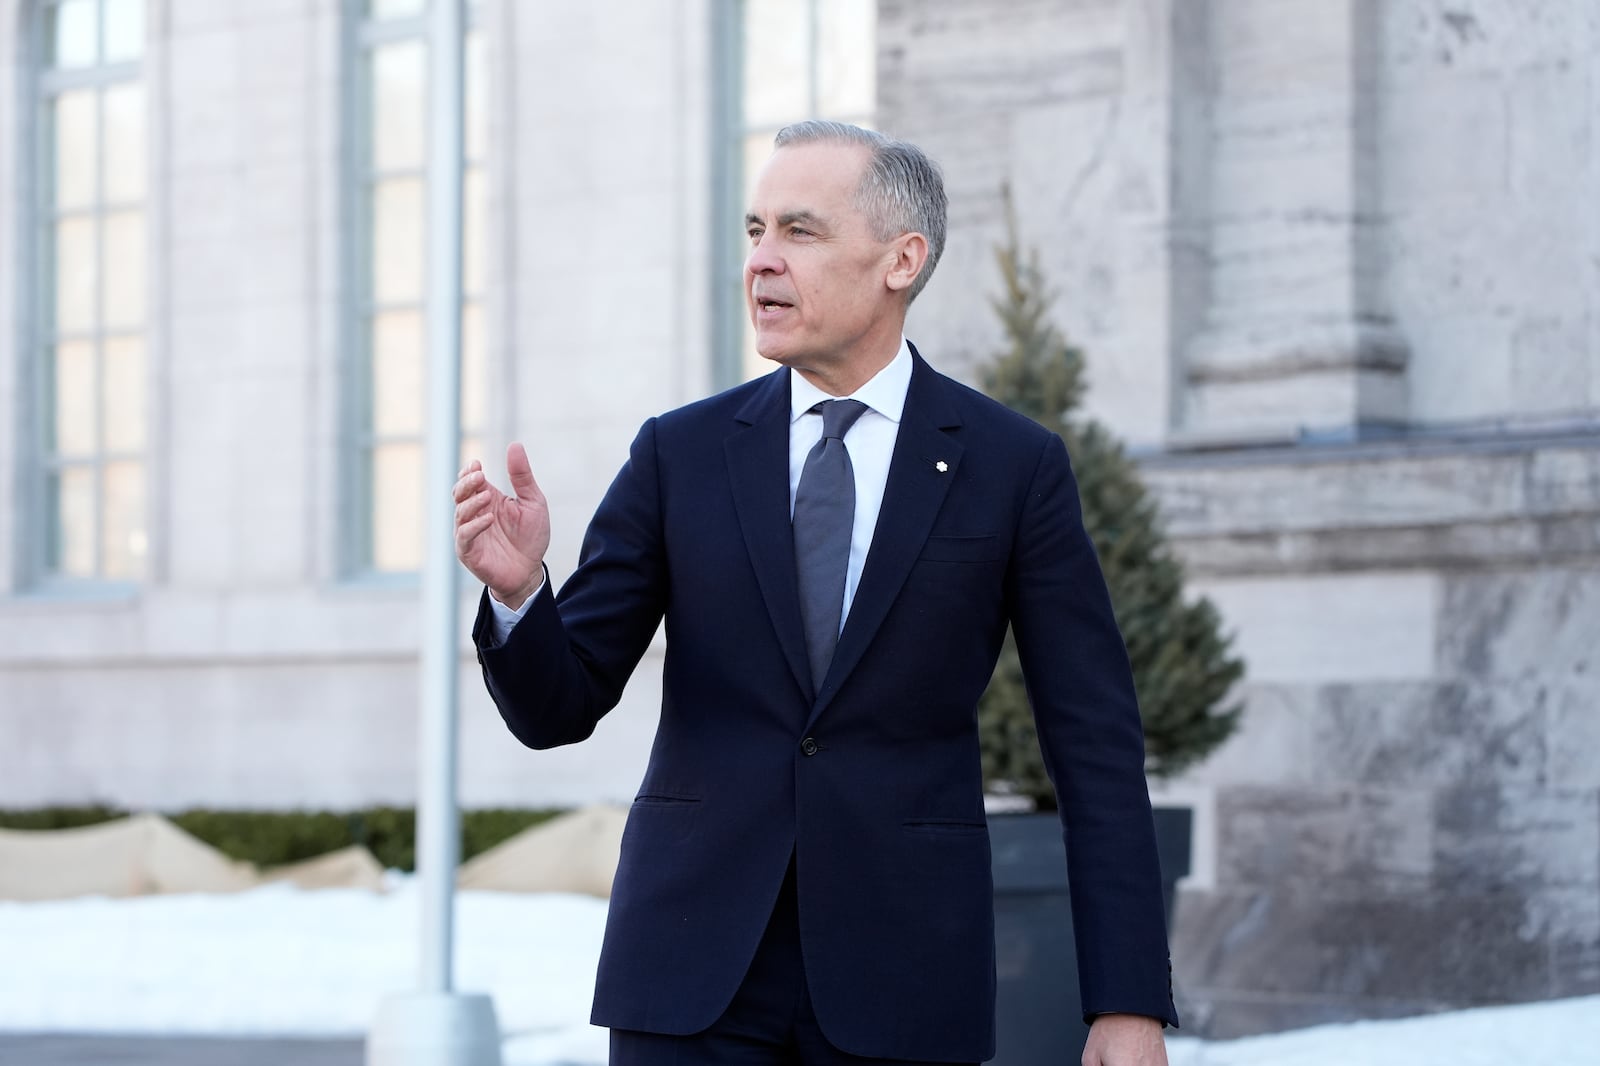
[988,806,1192,1066]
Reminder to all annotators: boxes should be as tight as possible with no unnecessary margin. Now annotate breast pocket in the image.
[918,533,1003,564]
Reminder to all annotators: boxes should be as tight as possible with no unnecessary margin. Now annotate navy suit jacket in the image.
[473,348,1177,1062]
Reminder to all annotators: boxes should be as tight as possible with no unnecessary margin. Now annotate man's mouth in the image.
[755,297,793,313]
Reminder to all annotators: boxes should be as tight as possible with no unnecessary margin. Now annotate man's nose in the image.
[745,234,784,276]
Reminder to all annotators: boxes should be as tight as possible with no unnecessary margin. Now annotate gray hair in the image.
[772,120,947,304]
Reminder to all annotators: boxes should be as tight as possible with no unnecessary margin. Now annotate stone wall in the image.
[887,0,1600,442]
[1143,438,1600,1033]
[881,0,1600,1036]
[1381,2,1600,427]
[880,0,1172,443]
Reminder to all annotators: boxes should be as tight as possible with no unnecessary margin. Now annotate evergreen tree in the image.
[979,193,1244,807]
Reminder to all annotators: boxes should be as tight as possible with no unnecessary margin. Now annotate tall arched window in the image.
[714,0,875,387]
[345,0,488,576]
[31,0,148,584]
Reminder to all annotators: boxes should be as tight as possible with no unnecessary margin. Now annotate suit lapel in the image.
[806,353,964,727]
[725,369,814,702]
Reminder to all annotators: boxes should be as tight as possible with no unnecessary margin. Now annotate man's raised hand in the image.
[453,442,551,611]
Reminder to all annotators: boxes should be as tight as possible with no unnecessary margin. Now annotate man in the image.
[454,121,1175,1066]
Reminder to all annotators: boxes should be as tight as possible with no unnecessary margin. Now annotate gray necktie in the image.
[793,398,869,692]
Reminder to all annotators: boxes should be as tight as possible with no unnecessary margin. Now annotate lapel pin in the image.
[935,460,949,473]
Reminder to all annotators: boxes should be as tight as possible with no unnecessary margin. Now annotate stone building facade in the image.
[1,0,1595,1039]
[878,0,1599,1036]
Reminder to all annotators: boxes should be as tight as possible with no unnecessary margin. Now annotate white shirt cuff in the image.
[486,576,543,645]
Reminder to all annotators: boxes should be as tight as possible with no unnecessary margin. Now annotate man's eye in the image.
[747,228,763,241]
[791,228,812,238]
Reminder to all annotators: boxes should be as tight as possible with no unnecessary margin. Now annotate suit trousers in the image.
[608,856,978,1066]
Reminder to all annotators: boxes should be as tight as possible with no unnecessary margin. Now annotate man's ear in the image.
[884,232,930,296]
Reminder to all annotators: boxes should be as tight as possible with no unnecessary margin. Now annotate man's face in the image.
[744,142,903,378]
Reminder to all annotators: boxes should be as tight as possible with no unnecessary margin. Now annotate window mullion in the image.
[30,0,146,585]
[358,11,428,574]
[349,5,485,576]
[94,66,107,577]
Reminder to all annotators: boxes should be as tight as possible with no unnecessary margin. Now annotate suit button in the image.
[800,737,819,756]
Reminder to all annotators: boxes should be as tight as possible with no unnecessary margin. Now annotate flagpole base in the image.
[367,992,503,1066]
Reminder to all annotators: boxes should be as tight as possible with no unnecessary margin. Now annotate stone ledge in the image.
[1185,318,1412,383]
[1166,515,1600,575]
[1137,432,1600,572]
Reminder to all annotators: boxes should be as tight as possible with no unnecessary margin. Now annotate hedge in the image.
[0,806,565,873]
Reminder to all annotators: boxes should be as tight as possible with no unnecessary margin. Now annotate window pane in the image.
[817,0,875,117]
[104,0,145,62]
[103,83,146,202]
[48,466,96,578]
[744,1,811,128]
[372,41,426,171]
[371,310,425,436]
[102,461,146,580]
[372,178,425,303]
[371,443,423,572]
[465,32,488,162]
[50,341,97,457]
[370,0,425,19]
[48,0,98,70]
[51,91,97,211]
[103,337,145,452]
[461,301,485,434]
[459,435,482,474]
[54,216,97,334]
[463,166,486,295]
[102,212,145,328]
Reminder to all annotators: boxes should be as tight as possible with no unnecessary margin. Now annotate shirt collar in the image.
[789,337,913,425]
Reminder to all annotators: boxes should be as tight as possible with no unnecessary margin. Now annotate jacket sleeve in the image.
[1005,431,1179,1027]
[471,418,668,750]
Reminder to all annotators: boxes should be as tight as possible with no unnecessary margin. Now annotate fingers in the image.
[453,464,499,560]
[452,459,498,505]
[506,442,544,503]
[454,443,543,513]
[453,462,478,501]
[454,509,496,556]
[455,481,495,527]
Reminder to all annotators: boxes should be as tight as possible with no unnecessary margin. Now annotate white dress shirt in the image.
[787,338,911,630]
[487,338,913,644]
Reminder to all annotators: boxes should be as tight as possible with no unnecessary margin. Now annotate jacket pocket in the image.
[622,794,702,847]
[632,791,701,807]
[918,533,1003,563]
[903,818,988,836]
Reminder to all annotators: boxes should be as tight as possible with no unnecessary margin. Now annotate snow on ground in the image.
[1,883,1594,1066]
[1166,995,1599,1066]
[0,880,612,1064]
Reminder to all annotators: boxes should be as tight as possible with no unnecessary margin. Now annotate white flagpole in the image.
[368,0,500,1060]
[416,0,467,1001]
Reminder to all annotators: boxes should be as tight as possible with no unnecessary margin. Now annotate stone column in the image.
[1180,0,1408,443]
[1114,0,1213,444]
